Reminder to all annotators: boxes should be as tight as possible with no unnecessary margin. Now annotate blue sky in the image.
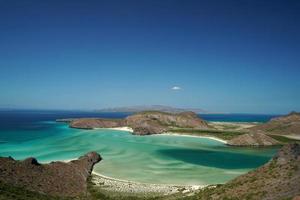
[0,0,299,114]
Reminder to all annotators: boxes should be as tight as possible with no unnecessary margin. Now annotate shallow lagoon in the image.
[0,121,278,185]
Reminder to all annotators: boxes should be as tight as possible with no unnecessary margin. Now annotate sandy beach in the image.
[91,172,203,195]
[280,135,300,140]
[209,121,257,130]
[96,127,134,132]
[159,132,228,144]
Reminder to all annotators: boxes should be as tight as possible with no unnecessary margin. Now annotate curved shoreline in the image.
[92,171,204,187]
[98,127,228,143]
[89,131,226,193]
[94,126,134,132]
[45,125,228,193]
[159,132,228,144]
[91,172,203,195]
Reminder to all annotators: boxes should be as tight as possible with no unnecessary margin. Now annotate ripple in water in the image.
[0,123,278,185]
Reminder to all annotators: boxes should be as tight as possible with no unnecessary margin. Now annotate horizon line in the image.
[0,107,287,115]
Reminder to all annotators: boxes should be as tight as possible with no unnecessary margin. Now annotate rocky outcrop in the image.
[205,143,300,200]
[70,118,126,129]
[227,132,280,146]
[64,111,209,135]
[0,152,102,197]
[250,112,300,136]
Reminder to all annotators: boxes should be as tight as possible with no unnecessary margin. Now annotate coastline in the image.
[98,126,228,143]
[43,129,226,195]
[45,159,205,194]
[48,125,230,194]
[40,162,205,194]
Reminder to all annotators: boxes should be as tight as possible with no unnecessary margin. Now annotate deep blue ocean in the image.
[200,113,279,122]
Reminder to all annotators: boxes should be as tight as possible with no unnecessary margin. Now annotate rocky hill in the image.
[126,111,209,135]
[66,111,209,135]
[194,143,300,200]
[0,152,101,197]
[227,132,280,146]
[250,112,300,136]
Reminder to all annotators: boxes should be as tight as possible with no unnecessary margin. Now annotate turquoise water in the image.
[0,121,278,185]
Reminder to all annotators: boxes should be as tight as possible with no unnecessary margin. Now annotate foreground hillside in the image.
[0,152,101,198]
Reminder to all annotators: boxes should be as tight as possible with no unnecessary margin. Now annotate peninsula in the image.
[59,111,209,135]
[57,111,300,146]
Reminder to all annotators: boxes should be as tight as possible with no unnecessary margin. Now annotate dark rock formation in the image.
[250,111,300,136]
[204,143,300,200]
[227,132,280,146]
[64,111,209,135]
[0,152,101,197]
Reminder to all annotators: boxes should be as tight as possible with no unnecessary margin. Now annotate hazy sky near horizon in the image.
[0,0,299,114]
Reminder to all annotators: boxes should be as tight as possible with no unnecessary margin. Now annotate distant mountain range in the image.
[95,105,207,114]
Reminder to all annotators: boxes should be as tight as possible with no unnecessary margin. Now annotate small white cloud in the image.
[171,86,182,90]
